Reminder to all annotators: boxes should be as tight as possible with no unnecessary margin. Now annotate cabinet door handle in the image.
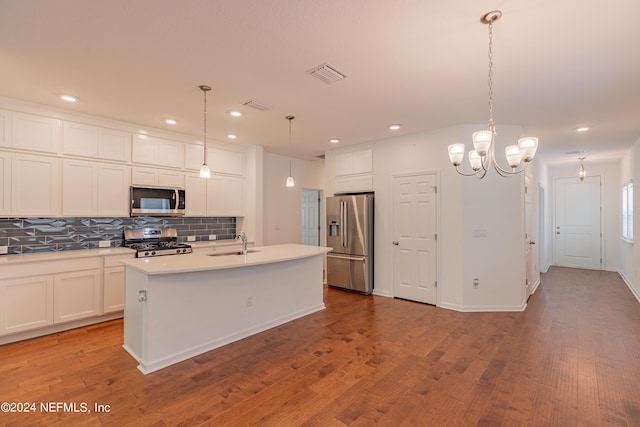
[392,241,399,246]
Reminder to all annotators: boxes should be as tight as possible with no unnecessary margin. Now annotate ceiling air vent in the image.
[307,63,348,84]
[242,99,272,111]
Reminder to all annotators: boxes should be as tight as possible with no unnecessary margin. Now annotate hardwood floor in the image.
[2,267,640,426]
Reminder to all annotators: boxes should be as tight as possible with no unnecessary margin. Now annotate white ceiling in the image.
[1,0,640,166]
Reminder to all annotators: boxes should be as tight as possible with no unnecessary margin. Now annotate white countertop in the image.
[0,247,135,265]
[121,244,332,276]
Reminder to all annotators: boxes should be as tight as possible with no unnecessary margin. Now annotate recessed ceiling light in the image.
[575,126,590,132]
[229,111,242,117]
[330,138,340,144]
[388,124,402,130]
[165,119,177,125]
[60,95,78,102]
[227,134,237,139]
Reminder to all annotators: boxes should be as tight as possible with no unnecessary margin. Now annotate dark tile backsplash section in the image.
[0,217,236,255]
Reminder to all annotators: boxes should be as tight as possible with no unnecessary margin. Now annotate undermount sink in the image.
[207,250,260,257]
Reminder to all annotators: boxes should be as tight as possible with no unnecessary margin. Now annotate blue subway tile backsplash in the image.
[0,216,236,254]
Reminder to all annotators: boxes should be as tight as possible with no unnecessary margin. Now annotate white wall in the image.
[263,152,324,245]
[619,137,640,300]
[325,124,531,311]
[548,161,621,271]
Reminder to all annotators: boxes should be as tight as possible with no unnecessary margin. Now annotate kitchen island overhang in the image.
[121,244,332,374]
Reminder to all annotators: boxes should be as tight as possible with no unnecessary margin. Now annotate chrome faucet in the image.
[237,231,247,255]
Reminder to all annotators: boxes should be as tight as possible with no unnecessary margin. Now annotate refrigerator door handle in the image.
[342,201,348,247]
[327,254,366,262]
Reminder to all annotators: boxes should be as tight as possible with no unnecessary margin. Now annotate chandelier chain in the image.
[487,21,494,130]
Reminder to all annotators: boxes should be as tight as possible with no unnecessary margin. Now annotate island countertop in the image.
[121,243,332,275]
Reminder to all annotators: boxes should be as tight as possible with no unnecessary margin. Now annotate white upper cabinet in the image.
[132,134,184,168]
[335,148,373,176]
[98,164,131,216]
[185,173,207,216]
[207,176,244,217]
[185,143,204,171]
[98,128,131,162]
[0,152,10,216]
[63,121,98,157]
[12,112,61,154]
[208,147,244,176]
[132,166,184,188]
[62,159,98,216]
[0,109,11,148]
[11,153,61,216]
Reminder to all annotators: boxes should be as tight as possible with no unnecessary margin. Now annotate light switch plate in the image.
[99,240,111,248]
[187,236,196,242]
[0,246,8,255]
[209,234,217,241]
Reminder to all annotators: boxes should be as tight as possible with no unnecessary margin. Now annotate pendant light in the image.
[199,85,212,178]
[578,157,586,181]
[285,115,295,188]
[447,11,539,178]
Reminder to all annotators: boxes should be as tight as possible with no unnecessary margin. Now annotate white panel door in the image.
[524,176,537,298]
[302,189,320,246]
[554,176,601,269]
[393,173,438,304]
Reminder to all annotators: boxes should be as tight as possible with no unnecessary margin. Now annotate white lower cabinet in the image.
[103,267,124,313]
[0,252,134,341]
[0,276,54,335]
[53,269,101,324]
[103,253,132,313]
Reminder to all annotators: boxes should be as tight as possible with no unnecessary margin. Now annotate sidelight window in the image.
[622,180,633,242]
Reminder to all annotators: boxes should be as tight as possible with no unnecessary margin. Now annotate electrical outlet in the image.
[473,277,479,288]
[187,236,196,242]
[0,246,8,255]
[209,234,217,241]
[246,296,253,307]
[99,240,111,248]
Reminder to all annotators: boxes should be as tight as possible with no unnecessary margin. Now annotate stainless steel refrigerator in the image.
[326,193,374,294]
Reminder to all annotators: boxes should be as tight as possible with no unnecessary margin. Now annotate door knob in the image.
[529,241,536,245]
[392,241,399,245]
[556,231,560,234]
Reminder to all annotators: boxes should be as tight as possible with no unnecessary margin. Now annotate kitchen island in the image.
[121,244,331,374]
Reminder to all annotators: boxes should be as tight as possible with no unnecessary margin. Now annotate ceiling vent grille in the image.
[242,99,272,111]
[308,63,348,84]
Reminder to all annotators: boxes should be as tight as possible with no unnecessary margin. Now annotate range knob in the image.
[176,249,181,254]
[151,251,156,256]
[144,251,150,257]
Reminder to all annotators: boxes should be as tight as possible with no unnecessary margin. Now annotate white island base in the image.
[122,244,331,374]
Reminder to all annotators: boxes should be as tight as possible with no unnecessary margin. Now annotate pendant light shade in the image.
[285,115,295,188]
[578,157,586,181]
[199,85,212,179]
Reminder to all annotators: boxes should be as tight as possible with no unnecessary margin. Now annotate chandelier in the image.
[448,11,538,178]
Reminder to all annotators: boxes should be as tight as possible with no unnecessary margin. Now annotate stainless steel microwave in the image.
[130,186,186,217]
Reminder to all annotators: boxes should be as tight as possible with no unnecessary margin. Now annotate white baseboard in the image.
[619,270,640,303]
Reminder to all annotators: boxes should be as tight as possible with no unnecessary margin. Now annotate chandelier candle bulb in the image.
[472,130,493,156]
[469,150,483,171]
[517,137,539,162]
[448,144,466,166]
[505,145,522,168]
